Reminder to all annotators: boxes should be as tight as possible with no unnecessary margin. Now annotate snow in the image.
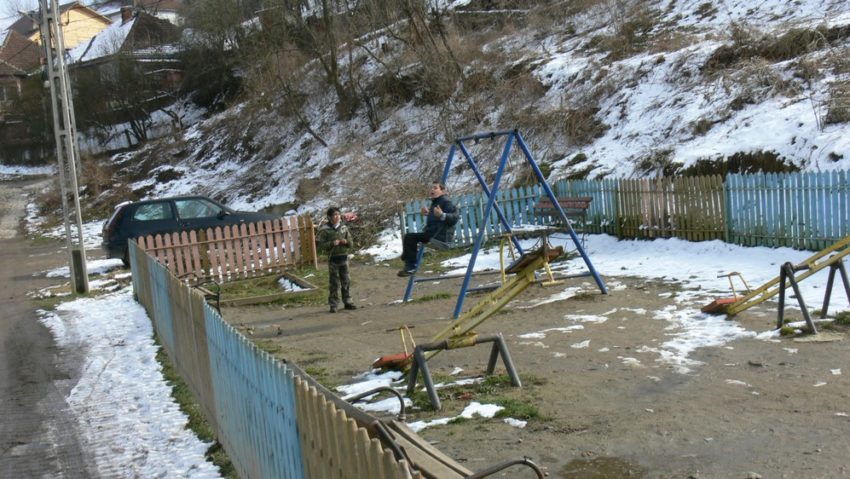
[37,288,221,477]
[0,164,55,180]
[67,17,135,63]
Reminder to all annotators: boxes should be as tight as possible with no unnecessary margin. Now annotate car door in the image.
[127,200,178,239]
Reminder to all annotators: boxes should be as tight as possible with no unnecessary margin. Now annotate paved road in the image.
[0,178,95,477]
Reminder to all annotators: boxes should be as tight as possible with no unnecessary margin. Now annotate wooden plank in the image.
[177,231,191,278]
[254,221,268,273]
[236,223,250,279]
[205,227,219,281]
[352,426,371,479]
[368,438,389,479]
[782,172,793,247]
[270,219,284,267]
[162,234,176,274]
[246,222,259,277]
[839,171,848,239]
[823,172,834,247]
[294,216,305,266]
[278,218,290,266]
[223,225,237,281]
[191,230,204,278]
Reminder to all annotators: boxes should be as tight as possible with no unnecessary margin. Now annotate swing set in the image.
[401,129,608,319]
[374,131,609,406]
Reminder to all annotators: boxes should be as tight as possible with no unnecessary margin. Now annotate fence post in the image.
[723,175,731,243]
[199,229,211,274]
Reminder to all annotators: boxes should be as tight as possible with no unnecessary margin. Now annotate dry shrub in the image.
[491,65,547,109]
[694,2,717,19]
[563,106,609,145]
[649,30,697,54]
[792,58,822,82]
[370,71,418,108]
[722,58,800,111]
[703,23,844,74]
[330,152,449,246]
[681,150,798,176]
[585,2,659,60]
[635,148,679,177]
[514,105,608,147]
[691,118,713,136]
[827,47,850,75]
[35,180,62,221]
[527,0,607,30]
[825,81,850,125]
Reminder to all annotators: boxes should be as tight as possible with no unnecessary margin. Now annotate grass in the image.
[303,365,338,390]
[217,266,325,306]
[155,338,236,478]
[411,292,453,303]
[408,372,545,424]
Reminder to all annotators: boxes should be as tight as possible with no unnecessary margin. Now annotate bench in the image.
[533,196,593,244]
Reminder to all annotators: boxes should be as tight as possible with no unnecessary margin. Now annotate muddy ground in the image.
[222,258,850,479]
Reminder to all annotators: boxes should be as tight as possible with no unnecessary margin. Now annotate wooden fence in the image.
[726,171,850,251]
[137,215,317,282]
[130,243,421,478]
[402,171,850,251]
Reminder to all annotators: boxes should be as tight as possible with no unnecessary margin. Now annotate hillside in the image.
[96,0,850,228]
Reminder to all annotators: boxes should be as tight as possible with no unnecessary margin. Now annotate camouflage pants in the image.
[328,258,351,307]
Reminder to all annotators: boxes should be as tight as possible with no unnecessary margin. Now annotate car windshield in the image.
[175,198,224,219]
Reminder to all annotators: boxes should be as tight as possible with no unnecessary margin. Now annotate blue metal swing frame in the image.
[403,129,608,318]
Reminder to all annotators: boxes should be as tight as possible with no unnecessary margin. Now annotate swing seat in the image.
[701,296,738,314]
[505,245,564,274]
[372,352,413,371]
[426,238,451,250]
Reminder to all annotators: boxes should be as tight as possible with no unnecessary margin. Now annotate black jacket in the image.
[423,195,458,242]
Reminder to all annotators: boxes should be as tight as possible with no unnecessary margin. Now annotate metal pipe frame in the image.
[466,456,545,479]
[777,262,817,333]
[406,333,520,411]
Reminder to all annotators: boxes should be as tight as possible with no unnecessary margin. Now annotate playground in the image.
[216,131,850,477]
[222,231,850,478]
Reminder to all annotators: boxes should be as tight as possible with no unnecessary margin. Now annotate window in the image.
[175,198,222,219]
[132,202,173,221]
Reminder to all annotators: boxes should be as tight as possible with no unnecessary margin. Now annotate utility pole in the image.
[39,0,89,294]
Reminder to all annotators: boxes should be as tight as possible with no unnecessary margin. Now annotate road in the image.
[0,177,95,477]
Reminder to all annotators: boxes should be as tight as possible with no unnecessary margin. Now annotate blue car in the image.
[102,195,276,266]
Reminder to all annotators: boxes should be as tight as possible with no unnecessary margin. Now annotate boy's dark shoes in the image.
[344,303,357,310]
[329,305,337,313]
[397,269,413,277]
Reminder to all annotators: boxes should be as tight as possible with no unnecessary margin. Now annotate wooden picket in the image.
[295,377,418,479]
[137,215,317,282]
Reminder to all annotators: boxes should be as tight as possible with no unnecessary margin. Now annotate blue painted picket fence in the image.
[726,171,850,250]
[401,171,850,251]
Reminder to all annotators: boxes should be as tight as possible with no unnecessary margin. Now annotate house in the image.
[0,30,44,161]
[93,0,184,26]
[8,1,113,50]
[69,8,182,89]
[67,8,183,149]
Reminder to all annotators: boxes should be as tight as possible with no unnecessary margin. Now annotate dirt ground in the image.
[222,258,850,479]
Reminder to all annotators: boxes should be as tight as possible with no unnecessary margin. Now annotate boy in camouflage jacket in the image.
[317,207,357,313]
